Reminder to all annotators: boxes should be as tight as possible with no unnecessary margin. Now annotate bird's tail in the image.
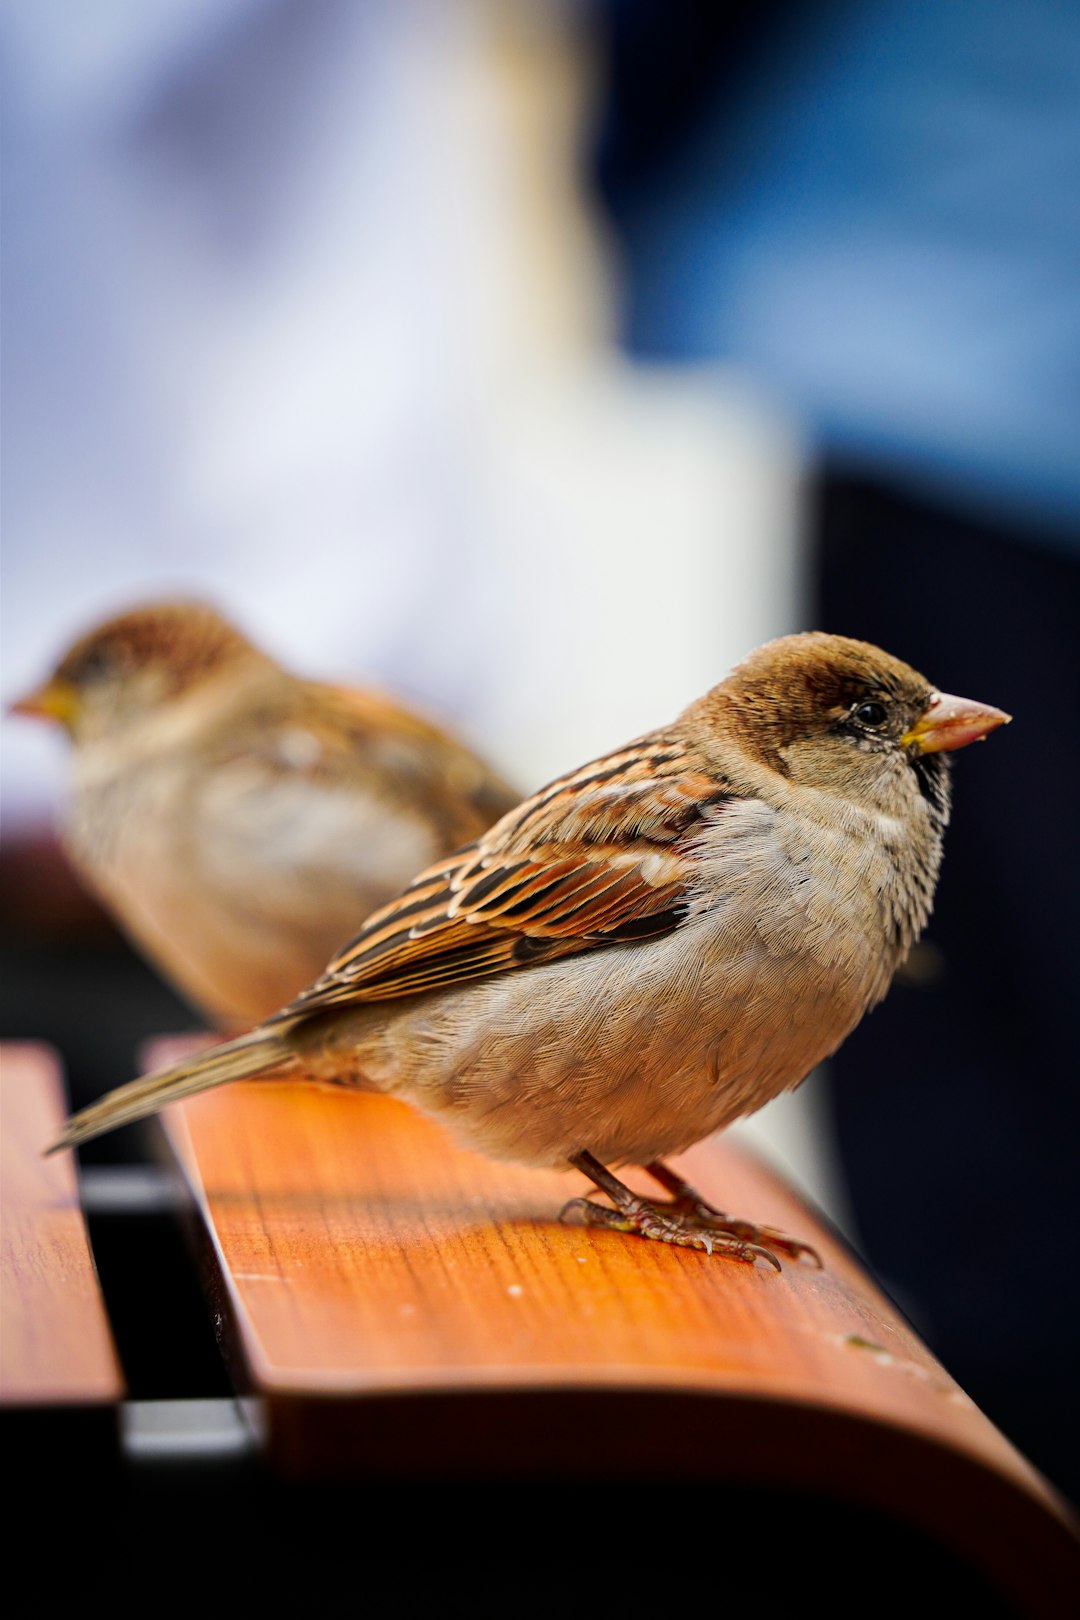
[46,1027,295,1154]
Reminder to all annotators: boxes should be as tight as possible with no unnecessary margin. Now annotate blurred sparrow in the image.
[48,633,1009,1266]
[11,600,518,1028]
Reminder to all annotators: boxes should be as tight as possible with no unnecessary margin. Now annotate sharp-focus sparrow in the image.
[11,600,518,1028]
[47,633,1010,1266]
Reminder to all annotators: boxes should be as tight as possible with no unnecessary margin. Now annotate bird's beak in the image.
[902,690,1011,755]
[8,677,80,732]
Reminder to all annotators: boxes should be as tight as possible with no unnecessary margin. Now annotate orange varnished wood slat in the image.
[145,1043,1080,1613]
[159,1074,1039,1419]
[1,1043,124,1406]
[148,1040,1079,1614]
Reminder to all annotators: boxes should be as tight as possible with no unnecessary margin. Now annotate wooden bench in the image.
[4,1037,1078,1613]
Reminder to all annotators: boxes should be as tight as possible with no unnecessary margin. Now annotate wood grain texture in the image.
[147,1035,1079,1614]
[0,1043,124,1407]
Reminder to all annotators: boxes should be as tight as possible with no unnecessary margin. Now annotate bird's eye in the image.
[70,647,114,684]
[852,700,888,728]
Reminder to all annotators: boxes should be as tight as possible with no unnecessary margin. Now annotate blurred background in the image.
[2,0,1077,1504]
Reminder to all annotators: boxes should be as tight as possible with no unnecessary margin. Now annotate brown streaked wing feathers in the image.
[207,677,518,848]
[274,737,734,1015]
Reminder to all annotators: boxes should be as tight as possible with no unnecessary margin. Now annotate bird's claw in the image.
[559,1195,782,1270]
[675,1199,822,1268]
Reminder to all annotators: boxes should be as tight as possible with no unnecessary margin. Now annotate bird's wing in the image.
[274,735,735,1014]
[307,679,520,840]
[203,677,516,842]
[188,677,519,913]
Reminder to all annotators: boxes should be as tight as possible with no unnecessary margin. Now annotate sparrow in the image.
[46,633,1010,1266]
[10,600,518,1028]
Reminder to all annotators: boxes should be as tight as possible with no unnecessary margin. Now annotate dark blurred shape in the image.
[812,468,1080,1509]
[588,0,1080,1507]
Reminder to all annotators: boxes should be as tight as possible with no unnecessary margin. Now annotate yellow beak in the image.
[902,690,1011,755]
[8,677,80,731]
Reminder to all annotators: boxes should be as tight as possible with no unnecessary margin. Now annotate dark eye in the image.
[70,646,114,685]
[57,642,125,692]
[852,700,888,728]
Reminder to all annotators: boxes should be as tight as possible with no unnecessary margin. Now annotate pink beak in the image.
[902,690,1012,755]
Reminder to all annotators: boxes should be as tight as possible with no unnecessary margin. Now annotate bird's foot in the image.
[563,1150,819,1269]
[559,1193,780,1268]
[664,1198,819,1267]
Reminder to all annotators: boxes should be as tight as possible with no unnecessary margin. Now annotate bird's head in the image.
[9,600,265,744]
[701,631,1010,819]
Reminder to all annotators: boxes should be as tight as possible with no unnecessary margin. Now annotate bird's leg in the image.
[644,1159,821,1267]
[560,1151,781,1268]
